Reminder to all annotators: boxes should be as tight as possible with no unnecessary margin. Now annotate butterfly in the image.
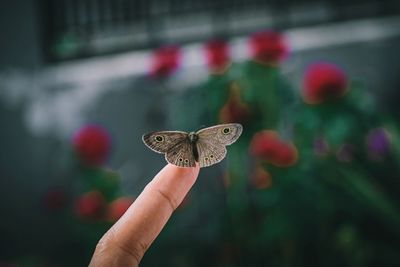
[142,123,243,168]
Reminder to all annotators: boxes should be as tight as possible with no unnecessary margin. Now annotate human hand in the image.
[89,164,200,267]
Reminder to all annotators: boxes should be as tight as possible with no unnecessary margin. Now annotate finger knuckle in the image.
[155,188,178,211]
[95,228,144,265]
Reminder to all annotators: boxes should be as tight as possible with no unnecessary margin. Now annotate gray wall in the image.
[0,0,43,70]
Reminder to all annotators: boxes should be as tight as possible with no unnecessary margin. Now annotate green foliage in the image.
[171,59,400,266]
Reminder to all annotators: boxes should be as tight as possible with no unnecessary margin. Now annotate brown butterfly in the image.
[142,123,243,168]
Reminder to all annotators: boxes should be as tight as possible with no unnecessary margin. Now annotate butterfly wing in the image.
[165,139,196,167]
[196,123,243,167]
[142,131,187,153]
[196,140,227,167]
[142,131,195,167]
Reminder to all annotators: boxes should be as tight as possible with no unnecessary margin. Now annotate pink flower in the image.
[249,31,289,65]
[74,191,106,220]
[204,39,230,73]
[150,46,181,77]
[302,62,348,104]
[250,130,298,167]
[72,124,112,166]
[106,196,135,222]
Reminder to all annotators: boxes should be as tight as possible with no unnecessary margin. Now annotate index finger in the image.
[90,164,200,266]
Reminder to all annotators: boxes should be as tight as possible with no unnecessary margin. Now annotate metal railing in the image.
[40,0,400,62]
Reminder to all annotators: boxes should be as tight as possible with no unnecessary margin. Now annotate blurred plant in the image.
[336,143,355,163]
[219,82,251,124]
[313,136,330,156]
[35,123,136,266]
[366,127,391,161]
[251,165,273,189]
[170,31,400,267]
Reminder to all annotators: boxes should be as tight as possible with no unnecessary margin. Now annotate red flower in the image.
[251,166,273,189]
[250,130,298,167]
[302,62,348,104]
[74,191,106,220]
[106,196,135,222]
[205,39,230,74]
[219,83,251,123]
[72,124,112,166]
[249,31,289,65]
[150,46,181,77]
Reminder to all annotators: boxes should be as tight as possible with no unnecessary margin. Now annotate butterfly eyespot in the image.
[154,135,164,142]
[210,155,214,158]
[184,159,189,163]
[179,158,183,162]
[222,128,230,134]
[205,157,209,161]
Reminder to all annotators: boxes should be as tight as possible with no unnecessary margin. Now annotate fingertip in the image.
[163,163,200,181]
[148,164,199,212]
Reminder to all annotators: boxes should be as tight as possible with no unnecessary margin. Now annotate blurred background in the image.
[1,0,400,266]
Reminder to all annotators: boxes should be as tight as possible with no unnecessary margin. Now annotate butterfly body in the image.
[188,132,198,143]
[187,132,200,161]
[142,123,242,168]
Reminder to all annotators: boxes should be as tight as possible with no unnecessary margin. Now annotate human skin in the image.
[89,164,200,267]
